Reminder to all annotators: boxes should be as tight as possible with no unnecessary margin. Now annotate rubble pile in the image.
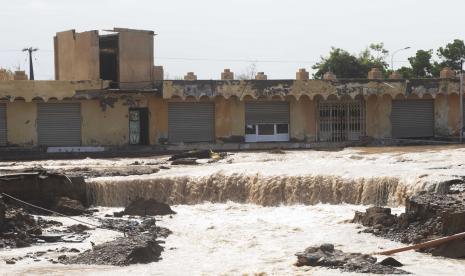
[352,190,465,258]
[295,244,409,274]
[0,197,43,248]
[169,149,227,165]
[113,198,176,217]
[66,217,171,266]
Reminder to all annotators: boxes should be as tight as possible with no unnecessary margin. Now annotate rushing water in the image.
[2,147,465,275]
[1,203,465,276]
[87,174,408,207]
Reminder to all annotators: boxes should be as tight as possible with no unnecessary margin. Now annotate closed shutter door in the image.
[245,102,289,124]
[38,103,81,146]
[0,104,6,146]
[168,103,214,143]
[391,100,434,138]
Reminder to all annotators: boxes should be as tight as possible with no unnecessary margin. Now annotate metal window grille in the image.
[317,100,366,142]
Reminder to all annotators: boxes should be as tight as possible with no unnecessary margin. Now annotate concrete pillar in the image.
[184,72,197,81]
[153,66,164,81]
[440,67,455,79]
[13,71,28,80]
[323,71,336,81]
[389,71,402,80]
[255,72,267,80]
[221,69,234,80]
[367,68,383,80]
[296,68,309,80]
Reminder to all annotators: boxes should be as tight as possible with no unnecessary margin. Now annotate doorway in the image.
[129,108,149,145]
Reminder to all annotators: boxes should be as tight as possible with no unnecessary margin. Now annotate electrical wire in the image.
[1,192,123,233]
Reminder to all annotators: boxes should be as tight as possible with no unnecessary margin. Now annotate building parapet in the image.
[163,78,460,101]
[0,80,110,102]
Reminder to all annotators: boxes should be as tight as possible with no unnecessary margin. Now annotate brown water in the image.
[86,174,409,207]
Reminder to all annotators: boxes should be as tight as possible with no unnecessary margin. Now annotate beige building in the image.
[0,28,463,150]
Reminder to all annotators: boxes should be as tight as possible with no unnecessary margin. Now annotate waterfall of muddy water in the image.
[86,174,415,207]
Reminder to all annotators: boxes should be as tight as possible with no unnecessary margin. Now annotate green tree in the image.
[312,43,389,79]
[397,66,413,79]
[312,47,367,79]
[358,43,389,73]
[408,49,433,77]
[437,39,465,70]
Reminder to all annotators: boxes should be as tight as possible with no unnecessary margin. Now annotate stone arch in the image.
[407,93,419,99]
[199,95,211,102]
[422,93,433,99]
[241,95,255,101]
[326,94,338,101]
[394,94,406,100]
[313,94,324,102]
[185,95,197,102]
[13,97,26,102]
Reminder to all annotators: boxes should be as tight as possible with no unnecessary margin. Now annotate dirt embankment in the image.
[352,185,465,258]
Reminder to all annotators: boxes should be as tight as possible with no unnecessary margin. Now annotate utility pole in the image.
[460,60,463,143]
[22,47,38,80]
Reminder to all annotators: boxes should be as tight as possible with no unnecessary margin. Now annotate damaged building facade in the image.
[0,28,464,150]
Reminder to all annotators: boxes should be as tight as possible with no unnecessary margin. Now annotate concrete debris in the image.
[171,158,198,165]
[169,149,214,160]
[66,217,171,266]
[169,149,227,165]
[52,197,88,216]
[352,190,465,258]
[114,198,176,217]
[295,244,409,274]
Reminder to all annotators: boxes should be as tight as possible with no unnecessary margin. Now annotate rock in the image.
[296,244,409,274]
[113,211,124,217]
[0,197,6,229]
[66,228,168,266]
[169,150,213,161]
[352,207,397,228]
[122,198,176,216]
[36,234,63,243]
[171,158,198,165]
[379,257,403,267]
[352,191,465,260]
[52,197,87,216]
[5,259,16,264]
[57,255,68,261]
[66,224,91,233]
[320,243,335,252]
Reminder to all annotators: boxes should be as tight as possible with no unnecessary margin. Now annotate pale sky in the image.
[1,0,465,80]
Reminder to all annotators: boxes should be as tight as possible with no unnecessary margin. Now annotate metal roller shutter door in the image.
[0,104,6,146]
[245,102,289,124]
[168,103,214,143]
[391,100,434,138]
[37,103,81,146]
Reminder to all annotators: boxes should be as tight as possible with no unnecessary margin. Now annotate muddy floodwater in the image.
[1,203,464,276]
[2,146,465,275]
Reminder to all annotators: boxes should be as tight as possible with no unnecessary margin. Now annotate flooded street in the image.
[1,146,465,275]
[1,203,465,275]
